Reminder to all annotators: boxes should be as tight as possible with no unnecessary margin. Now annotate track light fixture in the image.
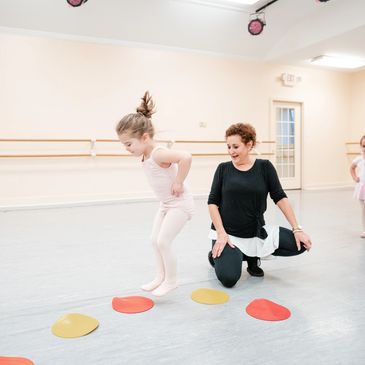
[247,0,278,36]
[67,0,89,7]
[248,12,266,36]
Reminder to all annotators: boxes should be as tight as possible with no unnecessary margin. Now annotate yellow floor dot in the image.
[51,313,99,338]
[191,288,230,305]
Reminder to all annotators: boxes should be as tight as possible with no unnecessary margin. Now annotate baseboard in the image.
[1,183,353,211]
[0,192,209,211]
[302,183,353,191]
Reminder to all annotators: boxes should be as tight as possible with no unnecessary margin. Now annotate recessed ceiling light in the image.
[310,55,365,69]
[195,0,261,6]
[215,0,261,4]
[180,0,261,9]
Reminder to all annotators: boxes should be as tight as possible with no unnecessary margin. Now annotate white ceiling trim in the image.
[171,0,258,13]
[0,25,263,62]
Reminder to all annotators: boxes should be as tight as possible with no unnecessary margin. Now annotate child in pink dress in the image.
[350,135,365,238]
[116,91,194,296]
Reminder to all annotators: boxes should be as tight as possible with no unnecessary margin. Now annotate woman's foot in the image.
[246,256,264,277]
[361,232,365,238]
[141,277,164,291]
[151,282,177,296]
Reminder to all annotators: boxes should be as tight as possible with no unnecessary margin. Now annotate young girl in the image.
[116,91,194,296]
[350,135,365,238]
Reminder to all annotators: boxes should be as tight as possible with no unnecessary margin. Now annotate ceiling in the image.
[1,0,365,71]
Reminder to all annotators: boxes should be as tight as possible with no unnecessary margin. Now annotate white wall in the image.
[350,70,365,140]
[0,33,354,208]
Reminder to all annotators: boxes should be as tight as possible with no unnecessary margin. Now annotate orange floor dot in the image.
[112,296,154,314]
[0,357,35,365]
[246,298,291,321]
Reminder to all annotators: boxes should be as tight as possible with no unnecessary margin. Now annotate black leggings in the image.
[212,227,307,288]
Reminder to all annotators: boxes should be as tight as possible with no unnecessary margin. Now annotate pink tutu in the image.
[354,183,365,201]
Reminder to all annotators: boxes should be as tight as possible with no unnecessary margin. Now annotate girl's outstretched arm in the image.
[153,149,192,197]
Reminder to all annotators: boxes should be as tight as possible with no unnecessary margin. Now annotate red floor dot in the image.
[112,296,154,314]
[0,357,35,365]
[246,298,291,321]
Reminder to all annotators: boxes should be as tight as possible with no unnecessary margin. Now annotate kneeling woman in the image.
[208,123,312,288]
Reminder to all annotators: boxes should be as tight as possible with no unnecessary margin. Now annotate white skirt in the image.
[354,182,365,201]
[208,225,280,258]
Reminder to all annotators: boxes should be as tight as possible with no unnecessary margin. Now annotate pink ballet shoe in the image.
[151,282,178,296]
[140,277,164,291]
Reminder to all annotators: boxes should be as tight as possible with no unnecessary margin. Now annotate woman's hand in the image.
[354,177,360,183]
[212,232,235,258]
[294,231,312,251]
[172,181,184,197]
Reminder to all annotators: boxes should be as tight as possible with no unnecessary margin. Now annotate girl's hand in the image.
[355,177,360,183]
[294,231,312,251]
[172,181,184,197]
[212,232,235,258]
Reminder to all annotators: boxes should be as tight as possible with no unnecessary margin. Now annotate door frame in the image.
[269,98,304,190]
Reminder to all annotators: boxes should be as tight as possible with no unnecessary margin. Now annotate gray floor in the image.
[1,189,364,365]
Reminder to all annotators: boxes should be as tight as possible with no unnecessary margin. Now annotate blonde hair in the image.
[360,135,365,145]
[116,91,156,138]
[225,123,257,147]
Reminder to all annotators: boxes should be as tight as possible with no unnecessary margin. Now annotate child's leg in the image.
[141,208,166,291]
[272,227,307,257]
[151,208,189,296]
[360,200,365,237]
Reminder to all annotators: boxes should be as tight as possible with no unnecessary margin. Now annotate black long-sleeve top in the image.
[207,159,287,239]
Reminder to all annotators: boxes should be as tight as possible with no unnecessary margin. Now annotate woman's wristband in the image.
[292,225,303,234]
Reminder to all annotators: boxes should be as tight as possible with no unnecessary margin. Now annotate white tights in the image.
[141,207,189,296]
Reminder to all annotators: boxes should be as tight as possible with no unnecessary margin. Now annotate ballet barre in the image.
[345,141,362,157]
[0,138,275,158]
[0,152,274,158]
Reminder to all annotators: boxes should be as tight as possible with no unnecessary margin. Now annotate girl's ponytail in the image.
[136,91,155,119]
[116,91,155,138]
